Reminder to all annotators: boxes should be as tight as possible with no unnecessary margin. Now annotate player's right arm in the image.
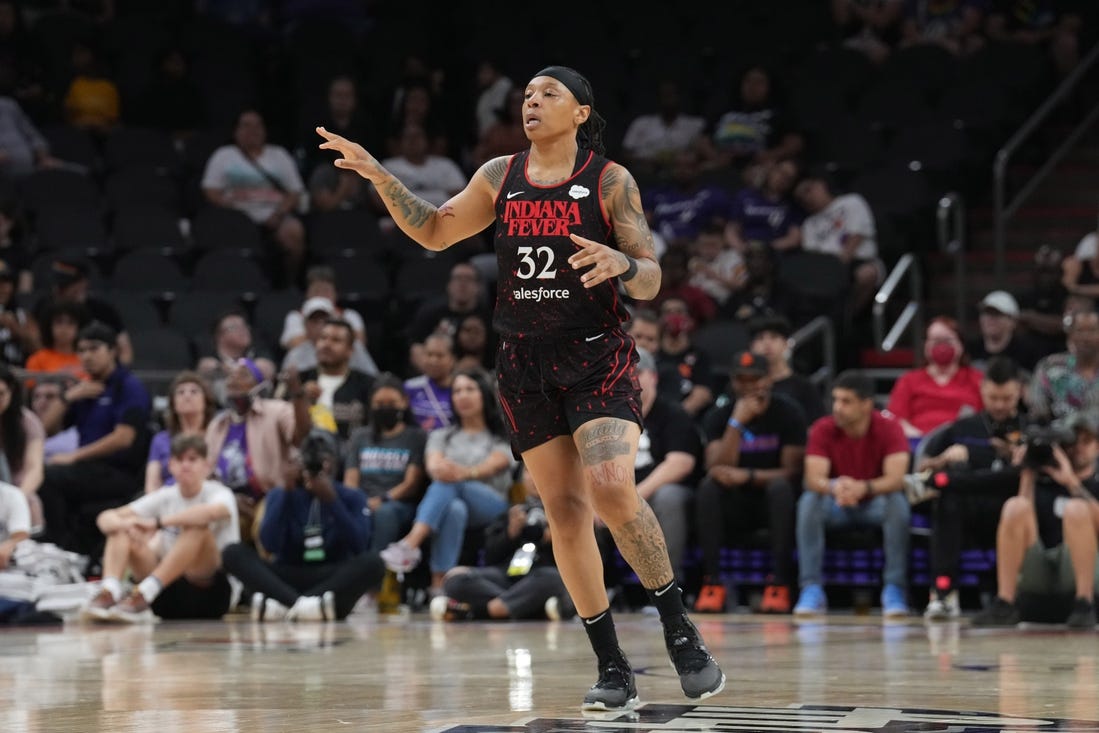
[317,126,503,251]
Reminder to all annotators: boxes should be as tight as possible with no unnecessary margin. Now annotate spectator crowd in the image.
[0,0,1095,633]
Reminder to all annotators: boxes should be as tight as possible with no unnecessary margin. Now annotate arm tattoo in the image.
[380,179,435,228]
[609,504,675,587]
[481,156,510,189]
[602,165,661,295]
[577,420,631,466]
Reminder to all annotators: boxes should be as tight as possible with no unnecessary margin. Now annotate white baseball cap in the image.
[302,296,337,318]
[979,290,1019,318]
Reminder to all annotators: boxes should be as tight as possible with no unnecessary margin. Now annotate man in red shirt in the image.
[794,370,912,618]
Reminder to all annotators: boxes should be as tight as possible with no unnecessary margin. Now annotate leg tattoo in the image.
[610,502,675,589]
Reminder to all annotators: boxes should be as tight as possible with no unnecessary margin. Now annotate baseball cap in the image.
[635,347,657,373]
[979,290,1019,318]
[302,296,336,318]
[730,350,769,377]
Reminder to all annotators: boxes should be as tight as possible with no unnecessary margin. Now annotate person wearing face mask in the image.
[205,359,311,545]
[912,356,1029,620]
[1028,308,1099,424]
[655,297,715,420]
[887,317,984,442]
[343,374,428,553]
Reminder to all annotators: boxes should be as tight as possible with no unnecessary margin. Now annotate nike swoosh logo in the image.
[654,584,675,597]
[506,191,524,199]
[585,333,604,342]
[584,612,607,625]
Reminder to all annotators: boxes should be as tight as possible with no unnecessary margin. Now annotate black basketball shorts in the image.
[496,327,643,455]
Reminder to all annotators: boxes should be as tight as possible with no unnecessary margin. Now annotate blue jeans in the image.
[796,491,910,588]
[369,499,417,553]
[415,480,509,573]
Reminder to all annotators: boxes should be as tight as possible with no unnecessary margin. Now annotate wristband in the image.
[727,418,755,442]
[621,256,639,282]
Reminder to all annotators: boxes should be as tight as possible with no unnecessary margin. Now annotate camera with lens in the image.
[300,431,335,475]
[1021,422,1076,469]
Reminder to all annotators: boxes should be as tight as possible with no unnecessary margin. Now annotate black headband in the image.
[535,65,593,106]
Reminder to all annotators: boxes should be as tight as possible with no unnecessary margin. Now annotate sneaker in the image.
[81,588,118,621]
[1065,597,1096,629]
[251,592,290,622]
[663,613,726,700]
[580,649,638,712]
[545,594,576,621]
[286,592,336,622]
[693,583,726,613]
[902,471,938,505]
[881,584,909,618]
[109,591,157,624]
[923,590,960,621]
[760,585,791,614]
[972,596,1020,627]
[380,541,422,574]
[793,584,827,617]
[429,595,474,622]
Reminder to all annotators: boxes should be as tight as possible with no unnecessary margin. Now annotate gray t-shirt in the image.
[345,424,427,500]
[426,426,516,496]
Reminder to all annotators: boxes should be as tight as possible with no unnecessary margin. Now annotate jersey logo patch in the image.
[506,190,524,199]
[569,184,590,200]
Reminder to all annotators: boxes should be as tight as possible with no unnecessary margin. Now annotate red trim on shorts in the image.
[601,330,632,394]
[499,392,519,432]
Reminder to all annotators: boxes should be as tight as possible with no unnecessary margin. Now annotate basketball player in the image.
[317,65,724,711]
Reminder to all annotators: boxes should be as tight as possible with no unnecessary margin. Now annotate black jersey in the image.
[492,149,632,339]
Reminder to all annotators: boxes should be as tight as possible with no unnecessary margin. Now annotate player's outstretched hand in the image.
[568,233,630,289]
[316,126,386,183]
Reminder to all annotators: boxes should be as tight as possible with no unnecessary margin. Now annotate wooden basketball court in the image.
[1,611,1097,732]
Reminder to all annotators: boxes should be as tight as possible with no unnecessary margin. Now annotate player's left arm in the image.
[568,163,661,300]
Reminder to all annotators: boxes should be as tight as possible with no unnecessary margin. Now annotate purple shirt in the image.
[728,188,800,243]
[147,429,174,486]
[403,375,454,432]
[216,421,252,491]
[644,185,732,243]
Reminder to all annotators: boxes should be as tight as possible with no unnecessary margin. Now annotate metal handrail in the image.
[992,39,1099,285]
[787,315,835,388]
[873,252,923,354]
[937,192,966,325]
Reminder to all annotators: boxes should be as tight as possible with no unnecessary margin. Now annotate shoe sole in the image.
[668,661,727,700]
[580,696,639,712]
[688,672,726,701]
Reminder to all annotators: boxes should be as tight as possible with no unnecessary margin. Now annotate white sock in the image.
[102,577,123,601]
[137,576,163,603]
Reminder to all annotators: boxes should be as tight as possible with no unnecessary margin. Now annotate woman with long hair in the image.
[887,316,984,441]
[144,371,216,493]
[0,364,44,528]
[380,368,515,596]
[343,373,428,552]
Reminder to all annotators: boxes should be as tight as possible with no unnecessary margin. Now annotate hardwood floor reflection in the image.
[1,612,1098,732]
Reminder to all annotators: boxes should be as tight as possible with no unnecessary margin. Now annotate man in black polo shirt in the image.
[36,322,150,555]
[748,314,826,423]
[916,355,1027,620]
[300,318,375,443]
[693,350,807,614]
